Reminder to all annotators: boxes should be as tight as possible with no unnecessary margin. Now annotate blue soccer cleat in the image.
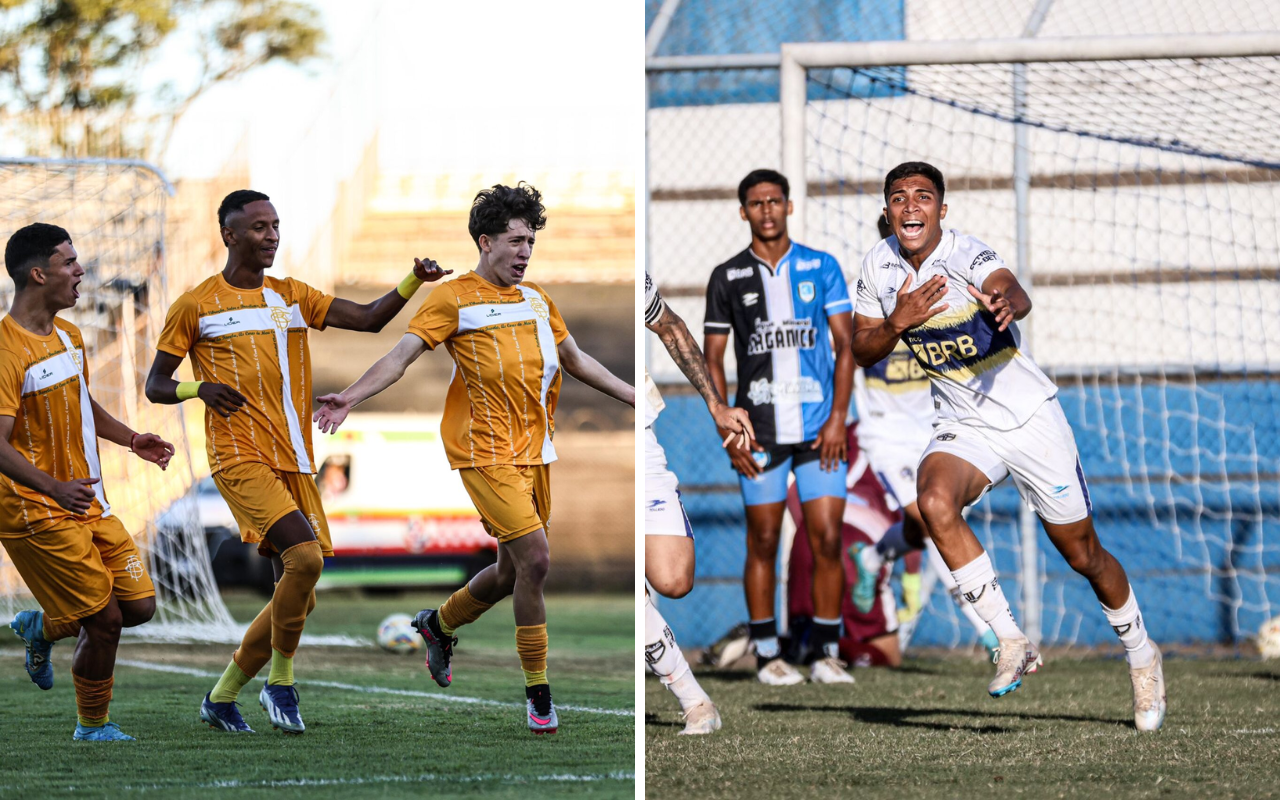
[259,683,305,734]
[10,609,54,690]
[73,721,135,741]
[200,692,255,733]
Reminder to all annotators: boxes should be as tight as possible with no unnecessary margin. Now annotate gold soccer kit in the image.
[0,316,154,624]
[157,274,332,553]
[408,273,568,542]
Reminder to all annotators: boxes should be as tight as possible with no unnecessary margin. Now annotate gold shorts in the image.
[0,515,155,625]
[458,464,551,543]
[213,461,332,557]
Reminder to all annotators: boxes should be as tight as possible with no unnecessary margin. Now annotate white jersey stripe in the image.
[198,305,306,340]
[53,328,110,517]
[519,286,559,464]
[261,288,312,473]
[761,265,803,443]
[457,303,538,334]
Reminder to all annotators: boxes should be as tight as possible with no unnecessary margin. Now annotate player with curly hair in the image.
[314,183,635,734]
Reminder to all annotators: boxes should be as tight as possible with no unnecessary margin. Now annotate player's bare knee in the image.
[652,571,693,599]
[516,548,551,587]
[917,487,961,530]
[1063,540,1106,580]
[83,606,123,641]
[120,597,156,628]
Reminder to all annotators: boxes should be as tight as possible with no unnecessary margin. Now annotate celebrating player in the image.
[145,190,449,734]
[2,223,174,741]
[703,169,855,685]
[852,161,1166,731]
[313,183,635,735]
[644,269,753,734]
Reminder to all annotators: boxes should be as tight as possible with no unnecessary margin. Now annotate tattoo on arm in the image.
[657,308,724,408]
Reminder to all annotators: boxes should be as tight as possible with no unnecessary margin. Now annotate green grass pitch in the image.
[646,653,1280,799]
[0,591,634,799]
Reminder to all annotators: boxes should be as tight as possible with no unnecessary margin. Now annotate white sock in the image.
[951,551,1025,641]
[645,594,710,711]
[927,539,992,637]
[875,521,912,561]
[1101,587,1156,669]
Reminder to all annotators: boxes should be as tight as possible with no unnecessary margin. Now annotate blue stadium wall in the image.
[652,380,1280,649]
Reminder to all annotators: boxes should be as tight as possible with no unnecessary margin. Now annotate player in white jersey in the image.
[852,162,1166,732]
[644,271,752,735]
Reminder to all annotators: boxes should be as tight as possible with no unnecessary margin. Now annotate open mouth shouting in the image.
[899,219,926,242]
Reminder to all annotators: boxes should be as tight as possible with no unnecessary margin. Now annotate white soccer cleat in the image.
[757,658,805,686]
[809,656,856,684]
[1129,644,1167,732]
[988,638,1042,697]
[678,701,722,735]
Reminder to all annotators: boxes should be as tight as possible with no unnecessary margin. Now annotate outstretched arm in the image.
[646,304,753,448]
[90,399,173,470]
[314,334,430,433]
[0,415,98,513]
[556,334,635,407]
[323,258,451,333]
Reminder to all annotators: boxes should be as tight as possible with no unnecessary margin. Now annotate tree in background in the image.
[0,0,324,161]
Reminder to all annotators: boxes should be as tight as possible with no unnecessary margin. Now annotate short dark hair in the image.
[883,162,945,204]
[218,189,271,228]
[738,169,790,207]
[468,183,547,250]
[5,223,71,290]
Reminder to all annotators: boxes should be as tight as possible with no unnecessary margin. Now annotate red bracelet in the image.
[130,432,140,452]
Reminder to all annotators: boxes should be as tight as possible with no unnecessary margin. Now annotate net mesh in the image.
[0,159,240,642]
[802,53,1280,649]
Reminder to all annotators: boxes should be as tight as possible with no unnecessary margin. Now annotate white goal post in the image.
[779,33,1280,646]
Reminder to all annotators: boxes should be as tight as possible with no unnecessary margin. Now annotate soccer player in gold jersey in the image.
[314,183,635,734]
[2,223,175,741]
[145,190,449,734]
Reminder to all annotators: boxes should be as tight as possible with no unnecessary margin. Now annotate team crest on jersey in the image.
[270,307,292,330]
[798,281,815,303]
[67,347,82,373]
[529,297,550,322]
[125,554,145,581]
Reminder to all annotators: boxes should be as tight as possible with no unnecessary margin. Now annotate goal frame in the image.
[778,32,1280,642]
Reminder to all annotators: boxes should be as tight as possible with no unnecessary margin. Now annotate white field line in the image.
[122,771,635,792]
[115,658,634,717]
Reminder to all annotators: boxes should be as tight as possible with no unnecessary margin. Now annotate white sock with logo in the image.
[1101,588,1156,669]
[950,551,1024,641]
[926,538,992,637]
[645,593,710,711]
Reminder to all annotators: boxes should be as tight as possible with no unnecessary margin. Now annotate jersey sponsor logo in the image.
[856,279,865,293]
[910,334,980,366]
[742,292,759,307]
[970,250,999,270]
[879,261,896,270]
[487,308,502,317]
[225,316,240,326]
[38,367,53,381]
[746,376,825,405]
[794,258,822,272]
[935,432,957,441]
[647,498,667,510]
[747,319,816,355]
[727,266,754,281]
[798,281,815,303]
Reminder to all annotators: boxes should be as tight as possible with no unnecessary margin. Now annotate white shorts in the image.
[922,398,1091,524]
[861,442,924,510]
[645,427,693,538]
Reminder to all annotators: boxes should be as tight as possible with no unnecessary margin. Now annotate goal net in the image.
[0,158,240,642]
[782,35,1280,650]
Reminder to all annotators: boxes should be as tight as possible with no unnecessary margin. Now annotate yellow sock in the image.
[267,648,295,686]
[438,584,494,636]
[210,660,254,703]
[78,713,109,727]
[515,624,548,687]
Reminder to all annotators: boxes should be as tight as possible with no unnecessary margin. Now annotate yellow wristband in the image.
[176,381,203,401]
[397,271,425,300]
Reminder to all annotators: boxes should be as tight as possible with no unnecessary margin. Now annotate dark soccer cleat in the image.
[411,608,456,688]
[526,684,558,735]
[10,609,54,690]
[200,692,255,733]
[259,683,305,734]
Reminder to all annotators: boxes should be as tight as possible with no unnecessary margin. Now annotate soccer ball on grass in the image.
[377,613,422,654]
[1259,616,1280,660]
